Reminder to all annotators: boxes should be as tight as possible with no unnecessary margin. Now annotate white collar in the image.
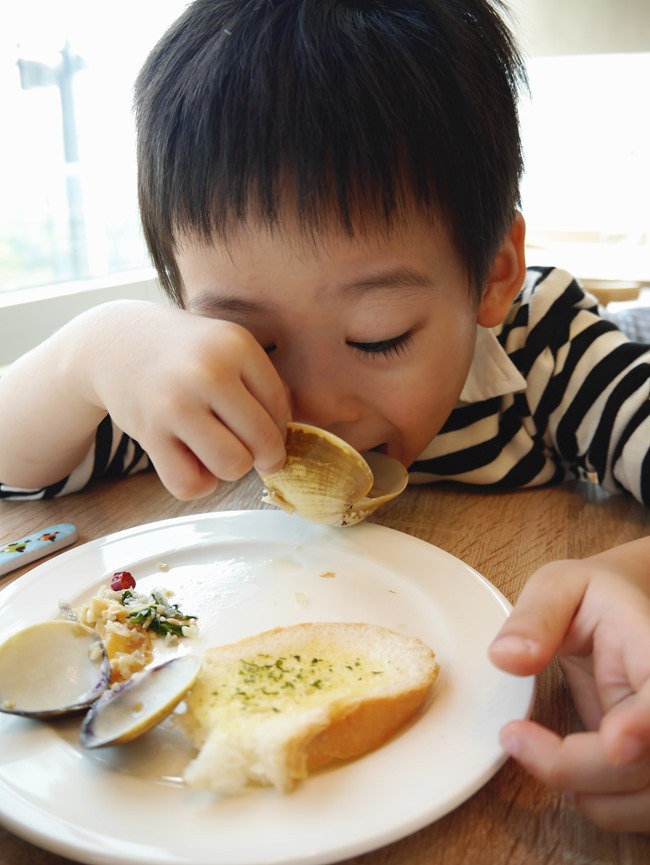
[458,325,527,404]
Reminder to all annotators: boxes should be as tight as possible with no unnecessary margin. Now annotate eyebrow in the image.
[187,267,435,314]
[186,294,269,315]
[339,267,435,293]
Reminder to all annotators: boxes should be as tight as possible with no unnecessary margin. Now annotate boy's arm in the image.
[525,271,650,505]
[0,301,289,498]
[0,305,110,488]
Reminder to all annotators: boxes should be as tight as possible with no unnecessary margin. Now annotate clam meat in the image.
[80,653,202,748]
[0,619,110,718]
[260,422,408,526]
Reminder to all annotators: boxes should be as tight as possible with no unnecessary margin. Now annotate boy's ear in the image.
[476,212,527,328]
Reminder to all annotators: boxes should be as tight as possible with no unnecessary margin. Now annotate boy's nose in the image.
[288,379,361,430]
[290,391,356,429]
[277,344,364,431]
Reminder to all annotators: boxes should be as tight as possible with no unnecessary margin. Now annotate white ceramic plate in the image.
[0,510,534,865]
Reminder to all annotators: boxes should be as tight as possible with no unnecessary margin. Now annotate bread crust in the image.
[306,687,433,769]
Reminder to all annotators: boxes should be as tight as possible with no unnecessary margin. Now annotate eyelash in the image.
[347,331,414,359]
[264,332,414,359]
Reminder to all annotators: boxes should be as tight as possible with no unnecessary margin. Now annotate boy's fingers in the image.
[602,680,650,765]
[574,789,650,835]
[500,720,650,793]
[501,720,650,834]
[149,439,221,500]
[489,561,589,675]
[198,391,287,477]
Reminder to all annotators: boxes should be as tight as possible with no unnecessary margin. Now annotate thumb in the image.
[489,560,589,676]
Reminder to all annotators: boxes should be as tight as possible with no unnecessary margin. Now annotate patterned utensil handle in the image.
[0,523,78,578]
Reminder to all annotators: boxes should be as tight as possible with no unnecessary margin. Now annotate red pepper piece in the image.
[111,571,136,591]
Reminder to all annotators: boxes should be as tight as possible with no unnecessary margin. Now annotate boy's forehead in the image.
[176,202,448,260]
[176,209,471,310]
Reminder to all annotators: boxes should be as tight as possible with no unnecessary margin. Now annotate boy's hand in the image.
[489,552,650,834]
[87,301,290,499]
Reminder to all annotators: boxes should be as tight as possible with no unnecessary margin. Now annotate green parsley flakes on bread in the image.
[180,621,439,794]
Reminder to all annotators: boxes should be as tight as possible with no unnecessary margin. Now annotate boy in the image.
[0,0,649,831]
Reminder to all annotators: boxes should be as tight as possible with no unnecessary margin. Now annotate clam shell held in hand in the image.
[80,653,202,748]
[260,422,408,526]
[0,620,110,718]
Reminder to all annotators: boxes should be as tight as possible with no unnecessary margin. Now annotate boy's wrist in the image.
[70,300,161,413]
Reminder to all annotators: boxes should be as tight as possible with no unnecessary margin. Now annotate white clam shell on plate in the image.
[0,619,110,717]
[80,653,202,748]
[260,422,408,526]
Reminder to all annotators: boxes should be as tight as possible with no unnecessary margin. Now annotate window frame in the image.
[0,269,166,372]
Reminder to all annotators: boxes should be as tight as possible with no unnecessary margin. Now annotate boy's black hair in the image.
[134,0,527,304]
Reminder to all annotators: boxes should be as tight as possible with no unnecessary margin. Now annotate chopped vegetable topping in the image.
[71,578,199,684]
[103,575,197,638]
[124,590,197,638]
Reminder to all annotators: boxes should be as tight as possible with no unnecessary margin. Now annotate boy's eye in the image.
[347,332,414,359]
[263,343,277,355]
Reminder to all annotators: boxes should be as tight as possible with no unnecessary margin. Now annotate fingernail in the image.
[499,729,521,758]
[490,635,538,656]
[255,456,286,476]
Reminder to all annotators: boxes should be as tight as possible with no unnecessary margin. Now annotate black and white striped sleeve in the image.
[512,269,650,503]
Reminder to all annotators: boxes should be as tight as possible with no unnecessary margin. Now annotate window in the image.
[1,1,187,297]
[512,0,650,288]
[520,51,650,285]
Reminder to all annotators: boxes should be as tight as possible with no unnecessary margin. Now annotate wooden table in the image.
[1,470,650,865]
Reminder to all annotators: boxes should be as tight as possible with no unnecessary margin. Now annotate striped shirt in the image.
[410,267,650,502]
[2,267,650,504]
